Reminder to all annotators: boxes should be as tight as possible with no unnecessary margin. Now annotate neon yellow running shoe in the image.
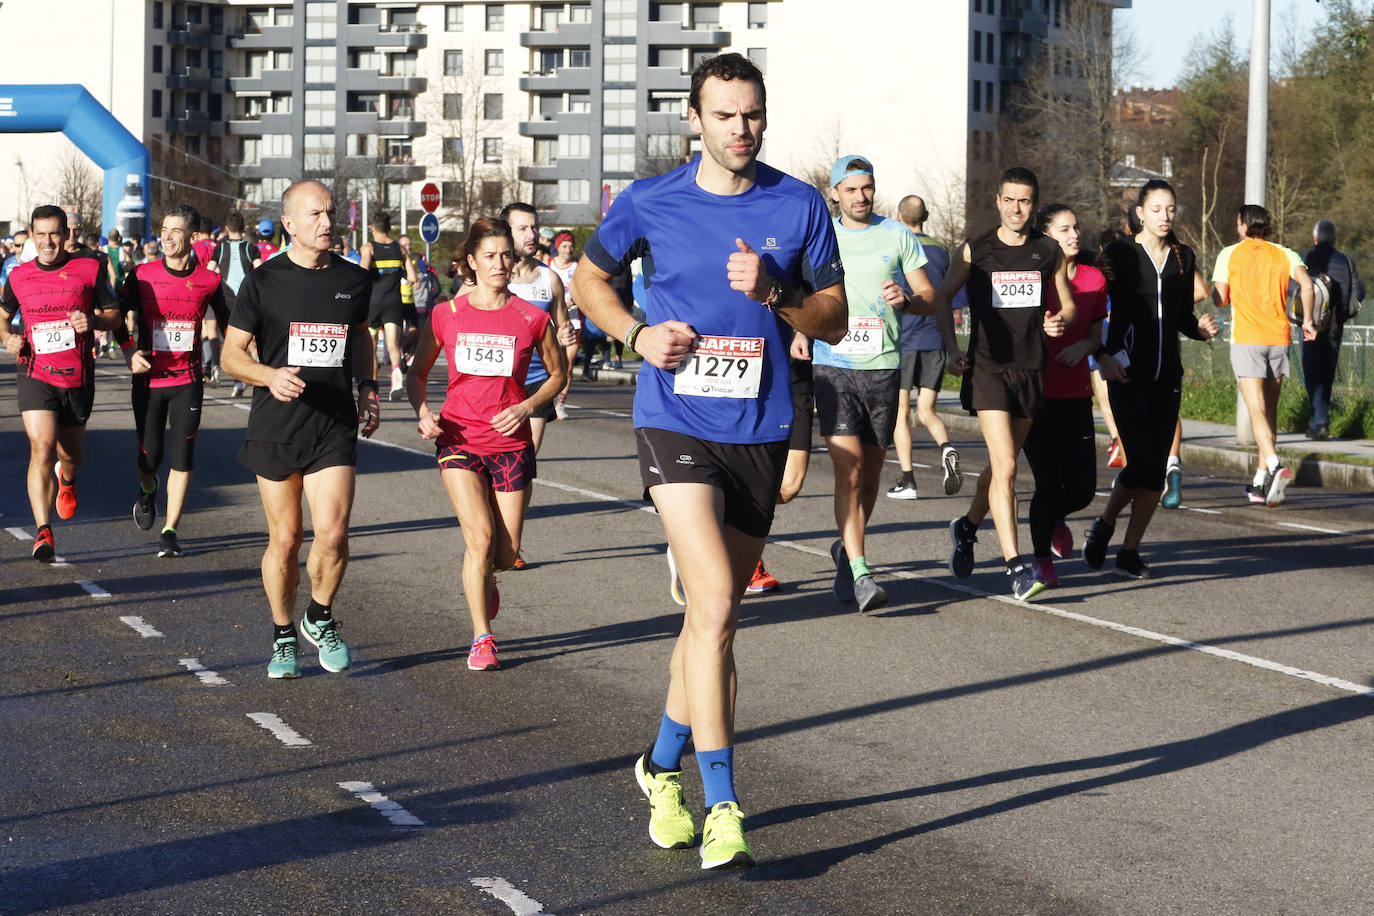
[634,752,696,849]
[699,801,754,869]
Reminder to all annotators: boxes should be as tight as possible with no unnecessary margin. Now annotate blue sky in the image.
[1118,0,1330,88]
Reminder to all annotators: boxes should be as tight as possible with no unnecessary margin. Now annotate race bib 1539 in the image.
[287,321,348,367]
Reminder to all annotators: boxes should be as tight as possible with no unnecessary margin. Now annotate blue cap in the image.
[830,154,874,188]
[257,218,275,235]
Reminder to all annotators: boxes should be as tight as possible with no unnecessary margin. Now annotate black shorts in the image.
[133,380,204,473]
[17,375,94,426]
[525,379,557,422]
[239,432,358,481]
[437,443,536,492]
[368,301,406,330]
[813,364,901,448]
[899,349,946,391]
[789,358,814,452]
[961,364,1043,420]
[635,427,787,539]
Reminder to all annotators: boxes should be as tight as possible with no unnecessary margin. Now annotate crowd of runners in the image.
[2,53,1365,872]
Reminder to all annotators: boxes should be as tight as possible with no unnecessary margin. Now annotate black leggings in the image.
[1023,397,1098,557]
[133,381,203,474]
[1107,378,1181,492]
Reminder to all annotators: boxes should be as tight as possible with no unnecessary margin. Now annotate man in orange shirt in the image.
[1212,204,1316,506]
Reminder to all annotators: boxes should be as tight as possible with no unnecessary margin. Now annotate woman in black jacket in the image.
[1082,179,1220,578]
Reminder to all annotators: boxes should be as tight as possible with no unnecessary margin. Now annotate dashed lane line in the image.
[75,579,111,599]
[246,712,312,747]
[337,781,425,827]
[470,877,553,916]
[178,658,230,686]
[1277,521,1349,536]
[119,616,164,638]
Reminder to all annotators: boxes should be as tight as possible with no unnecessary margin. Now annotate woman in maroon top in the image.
[406,219,565,672]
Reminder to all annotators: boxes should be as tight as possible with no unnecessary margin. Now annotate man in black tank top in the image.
[359,212,417,400]
[931,167,1076,601]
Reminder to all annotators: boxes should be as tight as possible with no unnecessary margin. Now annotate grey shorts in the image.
[899,349,947,391]
[1231,343,1290,380]
[814,364,901,447]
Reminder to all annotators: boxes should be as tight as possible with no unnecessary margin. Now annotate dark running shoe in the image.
[947,516,977,578]
[1083,517,1114,570]
[133,487,156,531]
[1113,548,1152,579]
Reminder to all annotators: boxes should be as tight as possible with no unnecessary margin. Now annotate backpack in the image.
[214,238,256,294]
[1287,272,1334,332]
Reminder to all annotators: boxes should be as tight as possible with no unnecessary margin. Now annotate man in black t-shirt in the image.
[221,180,377,680]
[933,167,1076,601]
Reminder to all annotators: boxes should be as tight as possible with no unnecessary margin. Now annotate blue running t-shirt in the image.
[584,158,843,445]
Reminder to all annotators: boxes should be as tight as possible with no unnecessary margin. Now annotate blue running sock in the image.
[650,711,692,772]
[696,746,737,808]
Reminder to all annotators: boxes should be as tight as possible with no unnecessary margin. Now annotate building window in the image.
[569,48,590,68]
[691,3,720,28]
[185,91,202,112]
[602,88,634,127]
[445,4,463,30]
[442,181,462,201]
[604,0,636,36]
[304,0,335,39]
[558,134,590,158]
[973,30,981,63]
[651,2,683,22]
[569,3,591,23]
[558,179,590,203]
[603,43,635,82]
[151,89,162,118]
[348,5,380,25]
[349,49,380,70]
[152,45,163,73]
[972,79,980,112]
[210,49,224,78]
[539,49,564,73]
[153,1,164,29]
[443,93,462,119]
[568,92,590,112]
[305,133,335,170]
[388,51,418,77]
[747,48,766,74]
[306,46,335,83]
[647,134,684,161]
[483,93,503,119]
[485,49,504,76]
[441,137,463,163]
[986,81,994,113]
[481,180,503,209]
[209,93,222,120]
[987,32,995,64]
[444,50,463,76]
[533,138,557,165]
[747,2,767,28]
[483,138,503,163]
[383,137,413,163]
[348,92,381,113]
[602,133,634,173]
[540,5,563,31]
[390,94,416,119]
[486,3,504,30]
[348,133,379,158]
[305,90,335,127]
[263,134,292,158]
[649,91,686,113]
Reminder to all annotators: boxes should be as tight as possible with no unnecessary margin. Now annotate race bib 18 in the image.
[452,331,516,377]
[672,335,765,398]
[152,319,197,353]
[287,321,348,367]
[832,315,884,356]
[31,319,76,355]
[990,271,1043,309]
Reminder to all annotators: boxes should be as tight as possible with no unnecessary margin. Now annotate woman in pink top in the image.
[406,218,565,671]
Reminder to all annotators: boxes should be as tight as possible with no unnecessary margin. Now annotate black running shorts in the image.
[899,349,947,392]
[813,364,901,447]
[17,375,94,427]
[635,427,787,539]
[368,302,406,330]
[524,379,557,422]
[239,432,358,481]
[962,364,1043,420]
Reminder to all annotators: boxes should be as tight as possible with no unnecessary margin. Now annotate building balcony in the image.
[167,23,211,45]
[227,113,294,135]
[376,75,428,93]
[376,117,426,137]
[519,68,592,93]
[380,162,426,181]
[646,22,731,46]
[228,25,293,49]
[519,164,560,183]
[166,111,211,133]
[520,22,594,48]
[166,66,211,90]
[1001,11,1049,36]
[344,23,428,49]
[519,112,592,137]
[644,111,690,134]
[645,66,691,91]
[228,70,294,93]
[235,156,298,180]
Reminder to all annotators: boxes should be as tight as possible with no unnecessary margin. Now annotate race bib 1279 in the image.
[672,335,764,398]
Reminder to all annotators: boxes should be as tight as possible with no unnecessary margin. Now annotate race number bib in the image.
[287,322,348,367]
[31,319,76,355]
[672,335,764,399]
[152,319,197,353]
[452,332,516,377]
[990,271,1042,309]
[832,316,884,356]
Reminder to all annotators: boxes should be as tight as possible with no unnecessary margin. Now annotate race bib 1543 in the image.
[452,331,516,377]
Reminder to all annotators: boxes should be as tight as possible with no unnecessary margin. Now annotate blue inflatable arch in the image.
[0,84,150,236]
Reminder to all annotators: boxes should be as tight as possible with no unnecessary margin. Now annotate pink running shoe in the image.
[1032,556,1060,588]
[1050,520,1073,559]
[468,634,499,671]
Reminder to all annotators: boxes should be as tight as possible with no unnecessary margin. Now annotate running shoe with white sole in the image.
[1160,466,1183,509]
[1083,517,1115,570]
[830,539,854,603]
[1266,465,1294,507]
[157,529,183,558]
[1050,520,1073,559]
[268,636,301,679]
[32,525,55,563]
[1008,562,1045,601]
[133,487,157,530]
[886,476,918,500]
[1114,548,1152,579]
[948,516,977,578]
[853,574,887,613]
[746,560,779,593]
[942,447,963,495]
[301,616,351,672]
[634,751,696,850]
[666,547,686,607]
[468,633,499,671]
[1246,481,1268,505]
[388,365,405,402]
[699,801,754,869]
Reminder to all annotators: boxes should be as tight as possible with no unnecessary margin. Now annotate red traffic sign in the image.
[419,183,441,213]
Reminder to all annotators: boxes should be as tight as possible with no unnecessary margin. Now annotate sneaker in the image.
[133,487,157,530]
[1009,562,1045,601]
[54,464,77,520]
[1246,480,1268,505]
[1106,437,1125,468]
[633,751,696,849]
[942,447,963,495]
[32,526,55,563]
[1050,520,1073,559]
[388,365,405,402]
[267,637,301,679]
[746,560,779,593]
[554,400,568,420]
[853,574,887,613]
[947,517,976,579]
[699,801,754,870]
[1160,466,1183,509]
[511,553,528,571]
[301,616,351,672]
[830,539,854,603]
[209,364,221,388]
[1310,424,1329,441]
[1114,548,1152,579]
[1266,465,1294,507]
[157,529,183,558]
[1083,517,1114,570]
[886,476,918,500]
[230,381,245,398]
[1032,556,1060,588]
[467,633,499,671]
[667,547,687,607]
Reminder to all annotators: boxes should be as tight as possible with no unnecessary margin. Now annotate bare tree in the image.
[52,149,102,231]
[421,67,526,231]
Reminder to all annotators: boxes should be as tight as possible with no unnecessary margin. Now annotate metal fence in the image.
[1180,319,1374,393]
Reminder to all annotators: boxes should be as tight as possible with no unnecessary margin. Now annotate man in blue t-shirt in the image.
[573,53,846,870]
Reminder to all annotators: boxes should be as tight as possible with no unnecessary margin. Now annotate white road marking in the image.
[246,712,312,747]
[178,657,229,686]
[75,579,111,598]
[5,526,25,540]
[470,877,551,915]
[1183,506,1224,515]
[337,781,425,827]
[1277,521,1347,536]
[565,404,632,419]
[118,616,164,638]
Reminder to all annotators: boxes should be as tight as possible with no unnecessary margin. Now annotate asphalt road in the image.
[3,355,1373,915]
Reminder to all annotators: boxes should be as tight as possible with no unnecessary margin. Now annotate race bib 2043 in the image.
[288,321,348,367]
[672,335,764,398]
[990,271,1043,309]
[452,331,516,377]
